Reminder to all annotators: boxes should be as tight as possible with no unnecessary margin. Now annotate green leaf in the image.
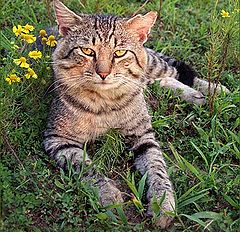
[181,211,222,230]
[223,194,240,209]
[106,210,117,222]
[124,173,139,198]
[96,212,108,220]
[151,192,166,217]
[191,141,209,168]
[151,195,161,217]
[178,182,202,202]
[192,122,209,144]
[54,179,65,190]
[191,211,222,220]
[181,213,207,228]
[137,172,148,200]
[116,206,128,224]
[228,130,240,145]
[169,142,185,170]
[181,157,203,181]
[178,190,209,209]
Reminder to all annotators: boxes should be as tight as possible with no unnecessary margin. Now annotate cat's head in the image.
[52,0,157,93]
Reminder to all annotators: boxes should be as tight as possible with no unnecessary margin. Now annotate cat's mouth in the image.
[93,81,116,85]
[92,80,120,90]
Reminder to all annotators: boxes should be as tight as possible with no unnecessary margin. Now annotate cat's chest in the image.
[69,93,147,139]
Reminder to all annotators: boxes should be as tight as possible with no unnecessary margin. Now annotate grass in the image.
[0,0,239,231]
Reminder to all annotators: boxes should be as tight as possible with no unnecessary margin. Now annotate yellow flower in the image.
[25,68,37,79]
[5,74,21,85]
[41,37,47,44]
[28,50,42,59]
[39,29,47,37]
[21,34,36,44]
[22,24,34,33]
[46,35,57,47]
[12,25,23,37]
[13,57,30,68]
[221,10,230,17]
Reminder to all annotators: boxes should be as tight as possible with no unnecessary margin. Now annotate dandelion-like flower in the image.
[25,68,38,79]
[13,25,23,37]
[21,34,36,44]
[46,35,57,47]
[41,37,47,44]
[23,24,34,33]
[39,29,47,37]
[221,10,230,17]
[28,50,42,60]
[5,74,21,85]
[13,57,30,68]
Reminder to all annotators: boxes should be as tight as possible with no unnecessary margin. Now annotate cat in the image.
[43,0,229,229]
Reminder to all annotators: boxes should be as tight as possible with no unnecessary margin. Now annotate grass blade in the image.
[137,172,148,200]
[116,206,128,225]
[178,182,202,202]
[178,190,209,209]
[181,213,207,228]
[181,157,203,181]
[191,141,209,168]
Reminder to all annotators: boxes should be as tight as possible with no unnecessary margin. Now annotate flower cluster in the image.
[13,24,36,43]
[5,24,58,85]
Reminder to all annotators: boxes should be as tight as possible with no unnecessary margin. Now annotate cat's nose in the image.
[97,71,110,80]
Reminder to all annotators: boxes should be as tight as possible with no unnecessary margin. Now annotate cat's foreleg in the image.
[43,133,123,205]
[123,118,175,229]
[193,77,230,95]
[43,133,91,170]
[159,77,206,105]
[146,49,230,99]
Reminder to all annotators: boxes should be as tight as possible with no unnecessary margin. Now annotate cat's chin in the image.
[93,81,119,90]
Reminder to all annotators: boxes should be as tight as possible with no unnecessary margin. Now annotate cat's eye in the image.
[81,47,95,56]
[114,50,127,58]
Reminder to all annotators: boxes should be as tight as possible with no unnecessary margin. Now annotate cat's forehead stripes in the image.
[93,15,118,44]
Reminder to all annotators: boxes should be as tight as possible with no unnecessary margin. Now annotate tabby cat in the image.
[44,0,229,228]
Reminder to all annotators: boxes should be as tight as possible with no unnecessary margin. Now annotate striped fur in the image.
[44,1,229,228]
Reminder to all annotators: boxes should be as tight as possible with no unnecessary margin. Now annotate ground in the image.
[0,0,239,231]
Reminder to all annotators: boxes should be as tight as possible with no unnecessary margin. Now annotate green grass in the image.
[0,0,239,231]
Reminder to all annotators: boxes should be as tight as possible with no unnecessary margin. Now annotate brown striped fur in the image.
[44,1,229,229]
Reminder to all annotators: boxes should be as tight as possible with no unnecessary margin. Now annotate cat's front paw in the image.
[147,190,175,229]
[98,177,123,206]
[181,89,206,105]
[90,175,123,206]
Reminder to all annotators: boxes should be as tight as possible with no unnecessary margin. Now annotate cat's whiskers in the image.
[117,74,155,96]
[116,74,144,90]
[45,76,79,95]
[57,82,80,100]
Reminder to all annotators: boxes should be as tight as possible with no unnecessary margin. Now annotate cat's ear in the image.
[125,11,157,43]
[54,0,82,36]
